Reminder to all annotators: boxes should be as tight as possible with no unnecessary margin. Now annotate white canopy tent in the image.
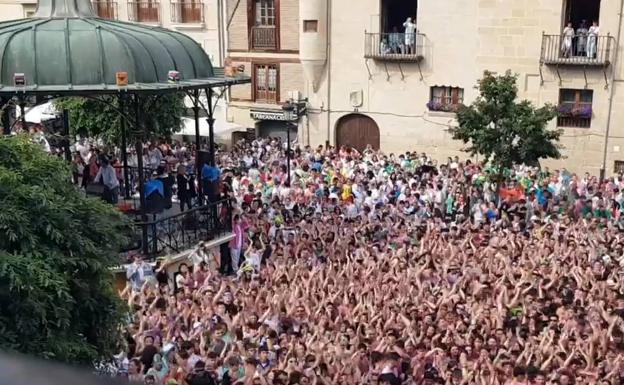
[175,117,244,143]
[15,101,244,142]
[16,101,59,123]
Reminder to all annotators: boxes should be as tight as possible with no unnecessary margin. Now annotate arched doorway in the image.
[335,113,380,151]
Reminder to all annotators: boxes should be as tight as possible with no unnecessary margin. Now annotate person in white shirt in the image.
[126,255,154,291]
[587,21,600,59]
[147,144,162,169]
[576,20,588,56]
[403,17,416,54]
[94,157,120,204]
[561,22,575,58]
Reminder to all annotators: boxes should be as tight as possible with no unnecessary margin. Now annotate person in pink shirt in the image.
[229,214,249,273]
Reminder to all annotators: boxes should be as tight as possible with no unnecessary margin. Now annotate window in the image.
[250,0,277,50]
[615,160,624,174]
[93,1,117,19]
[131,0,160,23]
[557,88,593,128]
[564,0,600,31]
[254,64,278,103]
[427,86,464,113]
[255,0,275,26]
[380,0,417,34]
[172,0,202,23]
[303,20,318,33]
[23,5,36,17]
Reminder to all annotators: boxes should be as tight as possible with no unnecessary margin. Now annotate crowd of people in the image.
[69,139,204,208]
[115,137,624,385]
[561,19,600,59]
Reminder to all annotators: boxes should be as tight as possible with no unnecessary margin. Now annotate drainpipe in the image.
[217,0,225,66]
[601,0,624,179]
[325,0,332,148]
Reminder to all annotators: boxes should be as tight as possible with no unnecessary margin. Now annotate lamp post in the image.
[281,101,296,186]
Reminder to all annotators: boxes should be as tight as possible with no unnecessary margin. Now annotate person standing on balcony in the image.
[403,17,416,55]
[389,26,402,54]
[561,22,574,58]
[576,20,588,56]
[587,21,600,59]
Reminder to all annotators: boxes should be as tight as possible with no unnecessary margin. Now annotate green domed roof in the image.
[0,0,217,94]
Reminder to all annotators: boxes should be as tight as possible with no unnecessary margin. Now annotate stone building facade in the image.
[228,0,624,175]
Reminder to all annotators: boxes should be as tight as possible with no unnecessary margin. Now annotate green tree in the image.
[449,70,561,170]
[0,135,129,365]
[54,93,186,145]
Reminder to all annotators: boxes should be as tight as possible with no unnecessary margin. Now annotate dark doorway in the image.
[564,0,600,29]
[257,120,297,143]
[335,114,380,151]
[380,0,418,33]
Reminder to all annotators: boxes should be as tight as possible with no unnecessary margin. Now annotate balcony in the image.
[126,200,233,259]
[251,25,277,50]
[92,1,117,19]
[540,33,614,66]
[127,1,160,23]
[171,1,204,24]
[364,32,425,62]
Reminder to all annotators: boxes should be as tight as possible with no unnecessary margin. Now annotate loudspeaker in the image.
[203,179,220,202]
[145,193,166,214]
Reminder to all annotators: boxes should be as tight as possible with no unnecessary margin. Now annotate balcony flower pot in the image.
[557,104,592,119]
[427,101,461,113]
[557,104,573,117]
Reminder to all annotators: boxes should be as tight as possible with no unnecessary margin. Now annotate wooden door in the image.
[181,0,201,22]
[336,114,380,151]
[97,1,115,19]
[137,1,159,22]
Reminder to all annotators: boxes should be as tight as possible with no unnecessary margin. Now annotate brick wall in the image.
[227,0,248,51]
[279,0,299,51]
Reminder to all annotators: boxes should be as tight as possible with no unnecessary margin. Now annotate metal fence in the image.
[364,32,425,61]
[112,165,155,197]
[128,199,233,258]
[251,26,277,50]
[540,34,614,65]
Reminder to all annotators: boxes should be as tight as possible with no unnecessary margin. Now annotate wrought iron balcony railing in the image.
[125,199,233,258]
[540,33,614,66]
[127,1,160,23]
[365,32,425,62]
[92,1,117,19]
[171,1,204,24]
[251,25,277,50]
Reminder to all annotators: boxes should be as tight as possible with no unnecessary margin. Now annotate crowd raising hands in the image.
[117,138,624,385]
